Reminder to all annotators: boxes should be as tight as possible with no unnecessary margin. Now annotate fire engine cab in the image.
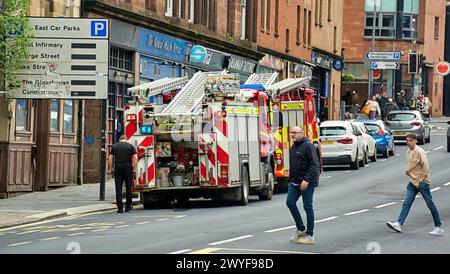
[124,71,276,208]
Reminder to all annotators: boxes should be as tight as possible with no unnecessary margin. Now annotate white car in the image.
[351,121,377,163]
[319,120,367,170]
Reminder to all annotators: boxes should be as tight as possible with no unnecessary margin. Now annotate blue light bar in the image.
[141,125,153,135]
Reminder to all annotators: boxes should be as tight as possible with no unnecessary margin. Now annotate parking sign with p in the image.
[91,20,108,37]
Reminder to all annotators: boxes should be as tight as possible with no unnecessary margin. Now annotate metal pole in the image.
[99,99,106,201]
[368,0,377,99]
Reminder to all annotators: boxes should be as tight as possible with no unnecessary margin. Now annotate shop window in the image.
[63,100,74,133]
[15,99,28,131]
[110,48,133,72]
[50,99,59,132]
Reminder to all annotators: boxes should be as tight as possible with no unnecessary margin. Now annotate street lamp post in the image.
[368,0,377,100]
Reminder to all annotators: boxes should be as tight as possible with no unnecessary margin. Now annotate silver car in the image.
[386,110,431,145]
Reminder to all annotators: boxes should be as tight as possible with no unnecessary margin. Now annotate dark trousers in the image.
[114,163,133,209]
[286,183,316,236]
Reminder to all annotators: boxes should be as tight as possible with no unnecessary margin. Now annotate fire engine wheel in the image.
[235,167,250,206]
[258,172,274,201]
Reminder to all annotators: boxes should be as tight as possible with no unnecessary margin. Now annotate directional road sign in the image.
[365,51,401,61]
[370,61,400,70]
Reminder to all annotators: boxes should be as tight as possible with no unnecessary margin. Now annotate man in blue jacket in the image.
[286,126,320,244]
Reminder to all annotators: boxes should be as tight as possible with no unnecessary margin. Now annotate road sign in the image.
[7,18,109,100]
[370,61,400,70]
[435,62,450,76]
[365,51,401,61]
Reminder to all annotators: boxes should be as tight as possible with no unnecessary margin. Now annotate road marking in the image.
[433,146,444,151]
[116,225,131,228]
[168,249,193,254]
[396,154,401,156]
[208,235,254,246]
[344,209,370,216]
[431,187,441,193]
[91,228,109,232]
[320,176,332,180]
[264,226,296,233]
[315,216,339,223]
[174,215,187,219]
[374,202,397,209]
[345,170,351,173]
[137,221,150,225]
[189,248,222,254]
[157,218,170,222]
[381,159,387,162]
[0,233,4,236]
[66,232,85,237]
[17,230,41,235]
[190,247,316,255]
[444,182,450,186]
[8,241,32,247]
[426,151,430,154]
[416,195,422,199]
[40,229,60,233]
[39,237,60,241]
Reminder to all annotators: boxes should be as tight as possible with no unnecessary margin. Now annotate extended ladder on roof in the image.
[266,77,310,96]
[127,77,189,100]
[161,71,225,115]
[245,72,279,88]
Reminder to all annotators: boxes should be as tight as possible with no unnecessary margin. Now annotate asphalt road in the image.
[1,131,449,254]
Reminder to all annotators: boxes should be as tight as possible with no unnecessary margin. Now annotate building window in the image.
[63,100,74,133]
[314,0,319,26]
[266,0,271,33]
[403,14,418,40]
[50,99,59,132]
[15,99,28,131]
[364,0,397,39]
[275,0,279,36]
[165,0,173,16]
[328,0,332,22]
[319,0,323,26]
[285,28,290,52]
[303,8,308,45]
[308,10,312,46]
[188,0,195,22]
[333,26,337,53]
[110,48,133,71]
[434,17,440,40]
[145,0,156,11]
[296,5,301,45]
[260,0,266,32]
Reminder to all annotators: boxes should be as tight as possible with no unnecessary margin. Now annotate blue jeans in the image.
[286,183,315,236]
[398,182,442,227]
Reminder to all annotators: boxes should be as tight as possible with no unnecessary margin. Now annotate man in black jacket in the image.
[286,126,320,245]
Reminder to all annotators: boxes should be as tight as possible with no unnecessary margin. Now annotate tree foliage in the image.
[0,0,33,91]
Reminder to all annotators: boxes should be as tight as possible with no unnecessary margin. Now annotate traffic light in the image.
[408,53,418,74]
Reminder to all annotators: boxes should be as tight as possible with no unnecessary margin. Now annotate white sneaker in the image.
[295,235,316,245]
[387,221,402,233]
[289,230,306,243]
[429,227,444,236]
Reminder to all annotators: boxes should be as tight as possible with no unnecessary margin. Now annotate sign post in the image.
[7,18,109,99]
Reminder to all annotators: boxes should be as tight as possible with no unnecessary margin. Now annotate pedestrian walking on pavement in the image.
[286,126,320,245]
[387,133,444,236]
[396,90,407,110]
[384,97,399,118]
[108,135,138,213]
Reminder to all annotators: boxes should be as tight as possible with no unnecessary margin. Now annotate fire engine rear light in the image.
[337,138,353,145]
[411,121,422,127]
[141,125,153,135]
[126,114,137,121]
[220,165,229,184]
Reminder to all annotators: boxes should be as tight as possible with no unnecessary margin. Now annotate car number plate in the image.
[394,131,407,137]
[321,141,335,145]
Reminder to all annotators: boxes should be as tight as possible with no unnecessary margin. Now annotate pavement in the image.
[0,178,139,229]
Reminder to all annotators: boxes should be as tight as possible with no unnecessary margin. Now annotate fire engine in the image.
[266,78,322,190]
[124,71,278,208]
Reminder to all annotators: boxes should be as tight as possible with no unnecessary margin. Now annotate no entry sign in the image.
[435,62,450,76]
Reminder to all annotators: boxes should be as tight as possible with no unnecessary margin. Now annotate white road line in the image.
[396,154,401,156]
[66,232,85,237]
[39,237,60,241]
[116,225,131,228]
[431,187,441,193]
[344,209,370,216]
[374,202,397,209]
[208,235,254,246]
[426,151,431,154]
[157,218,170,221]
[416,195,422,199]
[444,182,450,186]
[8,242,32,247]
[381,159,387,162]
[91,228,109,232]
[345,170,351,173]
[264,226,296,233]
[315,216,339,223]
[137,221,150,225]
[168,249,193,254]
[433,146,444,151]
[17,230,41,235]
[174,215,187,219]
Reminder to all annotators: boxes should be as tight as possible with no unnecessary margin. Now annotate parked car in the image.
[361,120,395,158]
[447,121,450,152]
[351,121,377,162]
[319,121,367,170]
[385,110,431,145]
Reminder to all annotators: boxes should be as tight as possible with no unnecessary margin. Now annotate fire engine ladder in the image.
[161,71,225,115]
[244,72,279,88]
[127,77,189,100]
[267,77,310,96]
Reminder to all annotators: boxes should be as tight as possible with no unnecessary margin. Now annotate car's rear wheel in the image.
[425,132,431,143]
[419,132,425,145]
[388,144,395,156]
[370,147,377,162]
[382,149,389,158]
[350,150,360,170]
[447,138,450,152]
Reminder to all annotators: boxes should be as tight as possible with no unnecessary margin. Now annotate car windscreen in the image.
[320,126,347,136]
[365,124,380,133]
[387,113,416,121]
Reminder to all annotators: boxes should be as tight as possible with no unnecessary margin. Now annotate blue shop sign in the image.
[136,28,189,63]
[332,59,344,71]
[190,45,208,63]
